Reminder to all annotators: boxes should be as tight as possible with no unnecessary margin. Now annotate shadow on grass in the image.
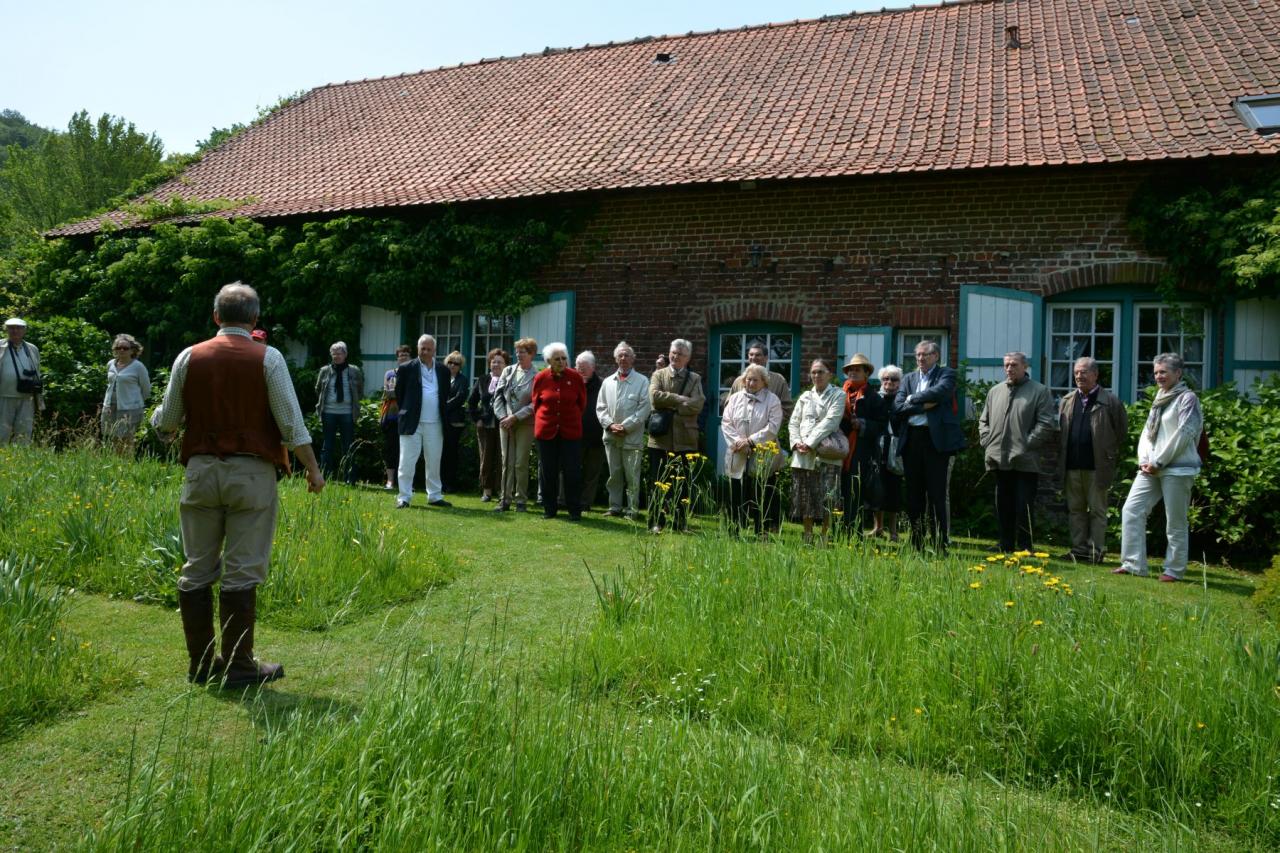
[208,683,361,731]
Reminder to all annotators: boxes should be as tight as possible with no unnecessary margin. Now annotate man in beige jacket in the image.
[978,352,1056,553]
[0,318,41,444]
[647,338,705,533]
[1057,356,1128,562]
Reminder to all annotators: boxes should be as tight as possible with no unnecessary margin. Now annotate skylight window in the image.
[1234,94,1280,134]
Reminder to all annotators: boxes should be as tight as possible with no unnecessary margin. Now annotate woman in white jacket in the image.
[721,364,782,536]
[789,359,846,544]
[1114,353,1203,581]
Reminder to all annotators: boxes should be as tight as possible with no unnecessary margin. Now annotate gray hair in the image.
[1153,352,1184,372]
[1003,351,1029,365]
[575,350,596,367]
[416,334,436,349]
[542,341,569,363]
[669,338,692,355]
[878,364,903,381]
[213,282,259,325]
[741,364,769,383]
[1073,356,1100,375]
[913,340,940,357]
[613,340,635,359]
[329,341,348,354]
[746,341,769,358]
[112,333,143,357]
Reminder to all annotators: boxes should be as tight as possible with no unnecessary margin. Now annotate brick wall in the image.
[537,162,1167,375]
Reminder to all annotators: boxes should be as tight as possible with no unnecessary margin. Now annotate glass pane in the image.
[1052,309,1070,333]
[902,355,918,374]
[771,336,792,361]
[720,363,740,389]
[1095,309,1114,333]
[1162,310,1181,334]
[1052,336,1072,360]
[1073,309,1093,334]
[721,336,741,360]
[1095,338,1114,361]
[1051,363,1070,388]
[1138,308,1158,334]
[1183,311,1204,335]
[1136,364,1155,389]
[1138,336,1158,361]
[1099,365,1113,388]
[1184,367,1203,388]
[1160,337,1181,356]
[1184,337,1204,362]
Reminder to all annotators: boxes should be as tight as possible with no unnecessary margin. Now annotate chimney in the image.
[1005,25,1021,49]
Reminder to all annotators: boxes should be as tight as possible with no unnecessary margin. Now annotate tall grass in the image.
[568,538,1280,846]
[0,556,131,739]
[89,643,1214,851]
[0,446,457,629]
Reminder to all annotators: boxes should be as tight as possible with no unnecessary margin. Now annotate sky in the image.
[4,0,892,156]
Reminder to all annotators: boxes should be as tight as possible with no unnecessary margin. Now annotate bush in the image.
[24,315,111,435]
[1253,554,1280,623]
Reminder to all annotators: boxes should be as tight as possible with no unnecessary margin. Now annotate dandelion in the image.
[680,498,690,505]
[988,554,1004,561]
[1014,550,1032,558]
[1034,551,1050,559]
[914,707,923,715]
[969,581,982,589]
[1004,601,1015,608]
[1196,722,1206,729]
[1032,619,1044,626]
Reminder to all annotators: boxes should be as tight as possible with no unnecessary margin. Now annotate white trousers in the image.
[1119,472,1194,578]
[398,420,444,504]
[0,396,35,444]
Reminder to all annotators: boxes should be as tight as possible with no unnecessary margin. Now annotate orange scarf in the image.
[842,379,868,471]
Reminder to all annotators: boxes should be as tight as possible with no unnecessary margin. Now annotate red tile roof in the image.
[52,0,1280,236]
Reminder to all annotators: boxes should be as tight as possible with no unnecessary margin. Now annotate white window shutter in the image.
[516,292,575,362]
[958,286,1043,384]
[836,325,893,373]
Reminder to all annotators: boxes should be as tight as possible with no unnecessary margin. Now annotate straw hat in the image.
[842,353,875,375]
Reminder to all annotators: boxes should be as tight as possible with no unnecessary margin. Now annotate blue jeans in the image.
[321,411,356,483]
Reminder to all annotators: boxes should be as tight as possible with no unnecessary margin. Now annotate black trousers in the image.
[441,423,465,492]
[902,426,953,550]
[647,448,692,531]
[724,474,769,534]
[995,470,1039,552]
[538,437,582,518]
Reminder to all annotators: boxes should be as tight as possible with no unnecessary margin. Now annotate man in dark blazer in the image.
[893,340,966,551]
[394,334,452,508]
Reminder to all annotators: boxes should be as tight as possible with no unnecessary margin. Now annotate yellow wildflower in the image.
[1031,619,1044,627]
[1004,601,1015,608]
[969,581,982,589]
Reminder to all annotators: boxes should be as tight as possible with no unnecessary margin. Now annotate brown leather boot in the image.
[219,587,284,687]
[178,586,224,683]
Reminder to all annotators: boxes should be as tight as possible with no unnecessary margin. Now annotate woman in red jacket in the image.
[532,341,588,520]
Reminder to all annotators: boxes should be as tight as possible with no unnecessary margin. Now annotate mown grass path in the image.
[0,452,1272,849]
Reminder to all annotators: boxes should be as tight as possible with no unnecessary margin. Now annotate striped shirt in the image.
[152,327,312,448]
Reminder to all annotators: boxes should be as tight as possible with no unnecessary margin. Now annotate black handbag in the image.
[646,370,692,437]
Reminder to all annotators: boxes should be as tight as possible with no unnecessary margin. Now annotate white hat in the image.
[3,318,25,328]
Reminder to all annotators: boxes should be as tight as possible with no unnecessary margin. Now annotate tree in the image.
[0,109,50,168]
[0,111,163,235]
[1129,163,1280,300]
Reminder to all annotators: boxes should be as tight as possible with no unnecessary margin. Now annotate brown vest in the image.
[180,334,288,469]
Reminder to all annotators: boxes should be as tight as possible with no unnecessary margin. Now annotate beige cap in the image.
[4,318,26,328]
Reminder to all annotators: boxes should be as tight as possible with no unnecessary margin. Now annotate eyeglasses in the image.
[113,345,130,351]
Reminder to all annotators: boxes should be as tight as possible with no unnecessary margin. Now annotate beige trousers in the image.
[0,396,35,444]
[1064,469,1111,559]
[178,454,279,592]
[499,420,534,504]
[604,442,644,513]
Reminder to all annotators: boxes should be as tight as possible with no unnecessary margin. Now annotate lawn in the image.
[0,445,1275,850]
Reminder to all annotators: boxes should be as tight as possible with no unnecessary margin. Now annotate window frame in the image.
[1131,303,1212,399]
[419,310,465,364]
[1234,94,1280,134]
[896,329,949,374]
[1044,302,1121,399]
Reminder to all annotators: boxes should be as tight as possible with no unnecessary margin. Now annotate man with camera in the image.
[0,317,42,444]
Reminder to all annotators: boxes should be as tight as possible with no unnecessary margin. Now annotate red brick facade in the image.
[541,162,1170,375]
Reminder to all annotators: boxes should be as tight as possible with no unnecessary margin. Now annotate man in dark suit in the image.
[394,334,452,508]
[893,340,966,551]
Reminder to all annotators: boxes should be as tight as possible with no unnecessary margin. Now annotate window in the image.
[1046,304,1118,397]
[472,311,515,379]
[421,311,464,362]
[1134,305,1208,394]
[897,330,948,373]
[1234,94,1280,134]
[718,331,793,396]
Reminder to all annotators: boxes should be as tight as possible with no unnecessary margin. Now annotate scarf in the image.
[842,378,868,470]
[332,362,348,403]
[1145,381,1188,444]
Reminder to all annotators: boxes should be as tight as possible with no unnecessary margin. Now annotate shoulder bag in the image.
[646,370,691,437]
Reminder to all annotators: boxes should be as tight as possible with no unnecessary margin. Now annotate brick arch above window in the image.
[1041,261,1168,298]
[702,299,819,330]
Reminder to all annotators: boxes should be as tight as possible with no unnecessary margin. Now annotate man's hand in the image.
[500,415,517,430]
[609,423,627,435]
[306,467,326,493]
[293,445,325,494]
